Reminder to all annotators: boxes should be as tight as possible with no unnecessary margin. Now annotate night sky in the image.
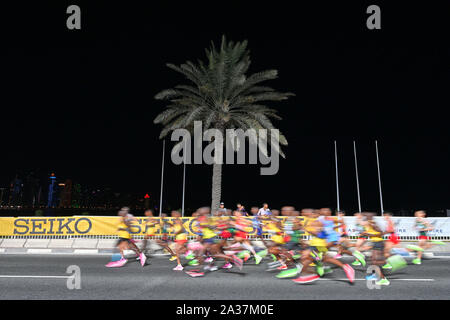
[1,2,449,214]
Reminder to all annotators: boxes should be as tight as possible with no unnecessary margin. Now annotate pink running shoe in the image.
[292,274,320,284]
[173,264,184,271]
[334,253,342,259]
[343,264,355,283]
[277,264,288,270]
[105,258,127,268]
[222,263,232,269]
[205,257,214,263]
[139,253,147,267]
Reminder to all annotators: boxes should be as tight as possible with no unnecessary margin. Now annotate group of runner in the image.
[108,206,444,286]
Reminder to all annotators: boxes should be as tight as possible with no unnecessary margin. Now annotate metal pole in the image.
[375,140,384,215]
[334,141,340,212]
[353,141,362,212]
[159,140,165,217]
[181,139,186,217]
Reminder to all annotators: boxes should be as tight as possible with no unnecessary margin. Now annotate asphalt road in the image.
[0,254,449,300]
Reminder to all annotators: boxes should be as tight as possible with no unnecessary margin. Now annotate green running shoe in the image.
[316,264,324,277]
[412,258,421,265]
[237,250,250,259]
[188,259,199,266]
[276,268,300,279]
[255,254,263,265]
[407,245,424,252]
[292,254,301,260]
[375,278,390,286]
[382,263,392,269]
[256,249,268,258]
[431,240,445,245]
[352,251,366,267]
[386,255,407,272]
[185,254,195,260]
[351,260,361,266]
[271,254,277,262]
[323,266,333,274]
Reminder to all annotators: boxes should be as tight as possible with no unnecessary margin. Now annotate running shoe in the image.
[387,255,407,272]
[375,278,390,286]
[271,254,277,262]
[292,274,320,284]
[382,263,392,269]
[412,258,421,265]
[431,240,445,245]
[276,264,288,270]
[352,251,366,267]
[173,264,184,271]
[292,254,301,260]
[232,255,243,270]
[323,266,333,274]
[222,262,232,269]
[169,256,177,261]
[188,259,200,266]
[407,245,424,252]
[365,274,378,280]
[185,254,195,260]
[237,250,250,259]
[276,268,300,278]
[309,262,316,267]
[334,253,342,259]
[316,264,324,277]
[139,253,147,267]
[205,257,214,263]
[351,260,361,266]
[256,249,268,258]
[255,254,263,265]
[343,264,355,283]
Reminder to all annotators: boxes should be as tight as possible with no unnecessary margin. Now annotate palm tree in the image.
[154,36,294,213]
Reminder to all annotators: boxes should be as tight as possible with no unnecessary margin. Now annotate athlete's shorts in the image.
[256,228,263,237]
[271,234,285,245]
[419,235,429,241]
[326,233,340,244]
[286,241,301,251]
[116,238,132,246]
[203,237,218,244]
[235,231,247,239]
[220,230,232,239]
[388,233,400,245]
[371,241,384,251]
[309,246,328,253]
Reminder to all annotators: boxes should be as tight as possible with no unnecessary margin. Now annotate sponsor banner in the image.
[1,216,449,237]
[0,216,290,237]
[344,217,450,237]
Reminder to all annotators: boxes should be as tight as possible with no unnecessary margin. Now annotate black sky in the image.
[1,1,449,213]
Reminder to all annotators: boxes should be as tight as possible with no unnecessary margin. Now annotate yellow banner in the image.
[0,216,303,237]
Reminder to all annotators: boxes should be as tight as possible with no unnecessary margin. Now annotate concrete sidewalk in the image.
[0,238,449,256]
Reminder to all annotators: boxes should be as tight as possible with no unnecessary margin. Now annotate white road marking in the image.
[0,275,70,279]
[319,278,435,281]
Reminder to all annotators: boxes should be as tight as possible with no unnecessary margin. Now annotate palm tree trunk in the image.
[211,162,222,214]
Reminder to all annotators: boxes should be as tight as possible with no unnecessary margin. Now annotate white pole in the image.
[375,140,384,215]
[181,140,186,217]
[159,140,165,217]
[334,141,340,212]
[353,141,362,212]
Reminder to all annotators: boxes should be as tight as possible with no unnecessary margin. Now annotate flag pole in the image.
[353,141,362,212]
[375,140,384,215]
[334,141,340,212]
[159,139,165,217]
